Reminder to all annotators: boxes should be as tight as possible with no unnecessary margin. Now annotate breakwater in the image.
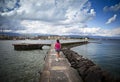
[61,41,88,49]
[13,43,51,50]
[12,41,88,51]
[62,49,120,82]
[40,44,83,82]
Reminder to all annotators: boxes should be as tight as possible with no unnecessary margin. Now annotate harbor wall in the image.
[62,49,119,82]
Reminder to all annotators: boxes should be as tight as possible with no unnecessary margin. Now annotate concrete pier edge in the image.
[40,43,83,82]
[40,41,120,82]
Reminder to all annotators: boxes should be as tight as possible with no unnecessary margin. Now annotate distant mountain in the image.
[0,32,21,36]
[62,34,120,40]
[0,32,57,37]
[87,35,120,40]
[0,32,120,40]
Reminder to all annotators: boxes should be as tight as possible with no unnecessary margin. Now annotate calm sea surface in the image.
[72,39,120,78]
[0,39,81,82]
[0,40,52,82]
[0,39,120,82]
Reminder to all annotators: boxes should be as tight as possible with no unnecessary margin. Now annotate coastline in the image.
[0,40,120,82]
[62,48,120,82]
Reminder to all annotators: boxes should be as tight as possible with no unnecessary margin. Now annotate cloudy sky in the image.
[0,0,120,37]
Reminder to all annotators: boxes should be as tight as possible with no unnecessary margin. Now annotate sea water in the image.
[0,40,52,82]
[0,39,120,82]
[71,39,120,79]
[0,39,82,82]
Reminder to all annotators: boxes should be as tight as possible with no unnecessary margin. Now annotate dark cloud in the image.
[0,0,20,13]
[0,16,25,32]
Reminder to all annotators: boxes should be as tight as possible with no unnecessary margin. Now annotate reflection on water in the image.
[0,40,51,82]
[71,40,120,78]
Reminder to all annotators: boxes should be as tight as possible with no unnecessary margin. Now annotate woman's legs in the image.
[57,51,60,58]
[56,51,60,61]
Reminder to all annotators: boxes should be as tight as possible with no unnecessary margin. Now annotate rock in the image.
[71,61,77,68]
[62,49,116,82]
[77,58,94,68]
[84,66,102,82]
[78,65,89,79]
[102,70,115,82]
[115,78,120,82]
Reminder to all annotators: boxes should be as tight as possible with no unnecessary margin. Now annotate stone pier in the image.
[40,43,83,82]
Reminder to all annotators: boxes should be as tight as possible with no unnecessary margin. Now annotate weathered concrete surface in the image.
[40,44,83,82]
[13,41,88,51]
[13,43,50,50]
[61,41,88,49]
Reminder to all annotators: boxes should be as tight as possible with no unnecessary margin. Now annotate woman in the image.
[54,39,61,61]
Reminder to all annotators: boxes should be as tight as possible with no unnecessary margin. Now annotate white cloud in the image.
[0,0,98,36]
[103,2,120,12]
[0,0,96,24]
[14,20,86,34]
[100,28,120,37]
[63,8,95,24]
[0,0,119,37]
[110,27,120,35]
[106,14,117,24]
[16,20,120,37]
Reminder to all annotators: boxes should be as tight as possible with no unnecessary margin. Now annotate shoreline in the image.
[62,48,120,82]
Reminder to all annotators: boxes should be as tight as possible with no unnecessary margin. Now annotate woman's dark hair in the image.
[56,39,60,43]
